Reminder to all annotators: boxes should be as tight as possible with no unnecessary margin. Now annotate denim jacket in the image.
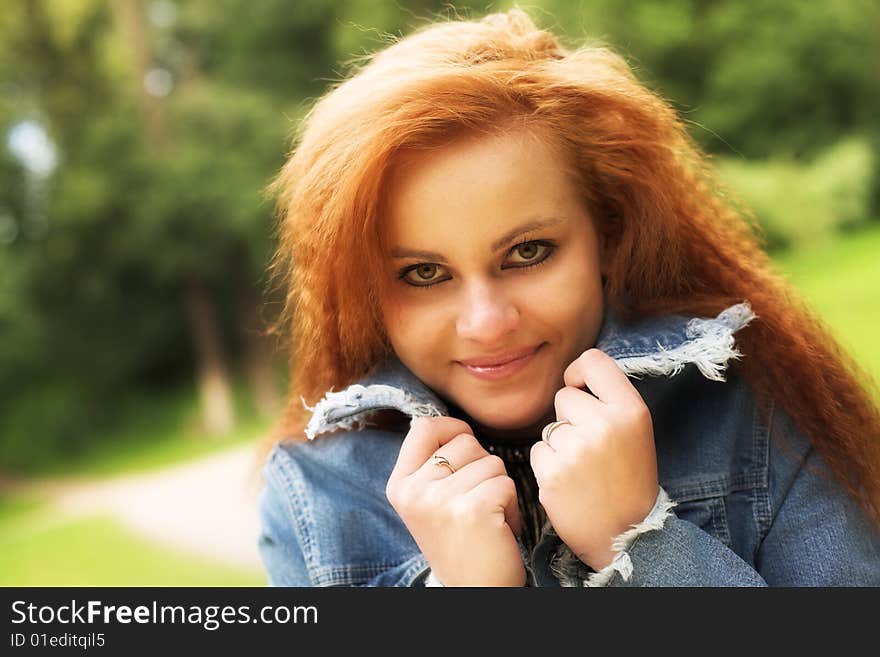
[257,302,880,586]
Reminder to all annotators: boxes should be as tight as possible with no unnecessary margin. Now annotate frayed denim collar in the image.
[303,301,756,440]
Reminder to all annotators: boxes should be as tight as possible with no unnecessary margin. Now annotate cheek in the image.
[381,292,446,359]
[534,252,601,312]
[535,252,604,347]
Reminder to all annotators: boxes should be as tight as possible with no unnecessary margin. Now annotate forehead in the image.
[381,129,580,247]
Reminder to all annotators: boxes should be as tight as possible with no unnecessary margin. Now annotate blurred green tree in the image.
[539,0,880,214]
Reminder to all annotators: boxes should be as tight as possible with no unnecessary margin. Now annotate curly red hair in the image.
[265,9,880,522]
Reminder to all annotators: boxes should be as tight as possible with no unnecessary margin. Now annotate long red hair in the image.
[265,9,880,522]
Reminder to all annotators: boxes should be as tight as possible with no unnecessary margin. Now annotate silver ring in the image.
[541,420,571,447]
[431,453,456,474]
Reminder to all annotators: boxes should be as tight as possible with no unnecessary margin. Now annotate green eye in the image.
[400,263,448,286]
[397,239,557,289]
[414,264,439,281]
[504,240,554,267]
[513,242,541,261]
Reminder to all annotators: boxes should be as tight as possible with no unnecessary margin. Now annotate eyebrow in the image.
[390,216,566,262]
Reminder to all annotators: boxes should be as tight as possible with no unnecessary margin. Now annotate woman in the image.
[257,9,880,586]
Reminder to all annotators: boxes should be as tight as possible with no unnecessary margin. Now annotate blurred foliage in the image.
[538,0,880,158]
[1,0,878,470]
[717,137,875,249]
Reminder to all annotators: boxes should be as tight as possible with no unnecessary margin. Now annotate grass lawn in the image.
[0,391,271,586]
[771,222,880,391]
[0,498,264,586]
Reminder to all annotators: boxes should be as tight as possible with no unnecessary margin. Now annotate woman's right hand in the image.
[385,416,526,587]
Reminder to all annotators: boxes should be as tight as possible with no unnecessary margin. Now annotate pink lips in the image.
[458,344,543,381]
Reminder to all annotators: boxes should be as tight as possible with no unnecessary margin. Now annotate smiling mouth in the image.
[457,344,544,380]
[458,344,543,368]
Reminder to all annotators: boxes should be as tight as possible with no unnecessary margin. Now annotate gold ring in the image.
[431,454,456,474]
[541,420,571,447]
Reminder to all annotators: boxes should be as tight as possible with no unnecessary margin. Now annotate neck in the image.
[446,402,555,445]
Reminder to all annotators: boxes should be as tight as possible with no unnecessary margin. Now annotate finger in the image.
[389,416,473,481]
[468,475,523,538]
[563,348,642,406]
[416,432,489,482]
[435,453,507,493]
[553,385,604,426]
[529,439,555,487]
[537,419,584,456]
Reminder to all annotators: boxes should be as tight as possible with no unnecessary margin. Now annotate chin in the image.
[464,395,550,432]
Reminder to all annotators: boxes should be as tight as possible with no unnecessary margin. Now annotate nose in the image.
[455,280,519,344]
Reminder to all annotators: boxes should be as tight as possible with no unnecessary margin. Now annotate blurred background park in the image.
[1,0,878,585]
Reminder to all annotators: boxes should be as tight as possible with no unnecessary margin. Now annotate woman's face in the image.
[379,128,605,438]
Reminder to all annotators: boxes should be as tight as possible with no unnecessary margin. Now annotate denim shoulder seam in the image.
[265,445,317,585]
[760,401,816,542]
[753,396,774,543]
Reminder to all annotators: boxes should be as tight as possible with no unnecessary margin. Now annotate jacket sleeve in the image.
[547,487,769,586]
[588,504,769,586]
[257,444,432,587]
[558,402,880,587]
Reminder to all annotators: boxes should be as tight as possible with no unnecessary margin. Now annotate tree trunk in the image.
[114,0,169,147]
[238,290,282,419]
[186,278,236,436]
[115,0,235,436]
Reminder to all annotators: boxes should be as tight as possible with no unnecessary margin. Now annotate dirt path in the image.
[19,445,266,572]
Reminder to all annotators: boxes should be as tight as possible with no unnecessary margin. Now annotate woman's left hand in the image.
[529,348,659,571]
